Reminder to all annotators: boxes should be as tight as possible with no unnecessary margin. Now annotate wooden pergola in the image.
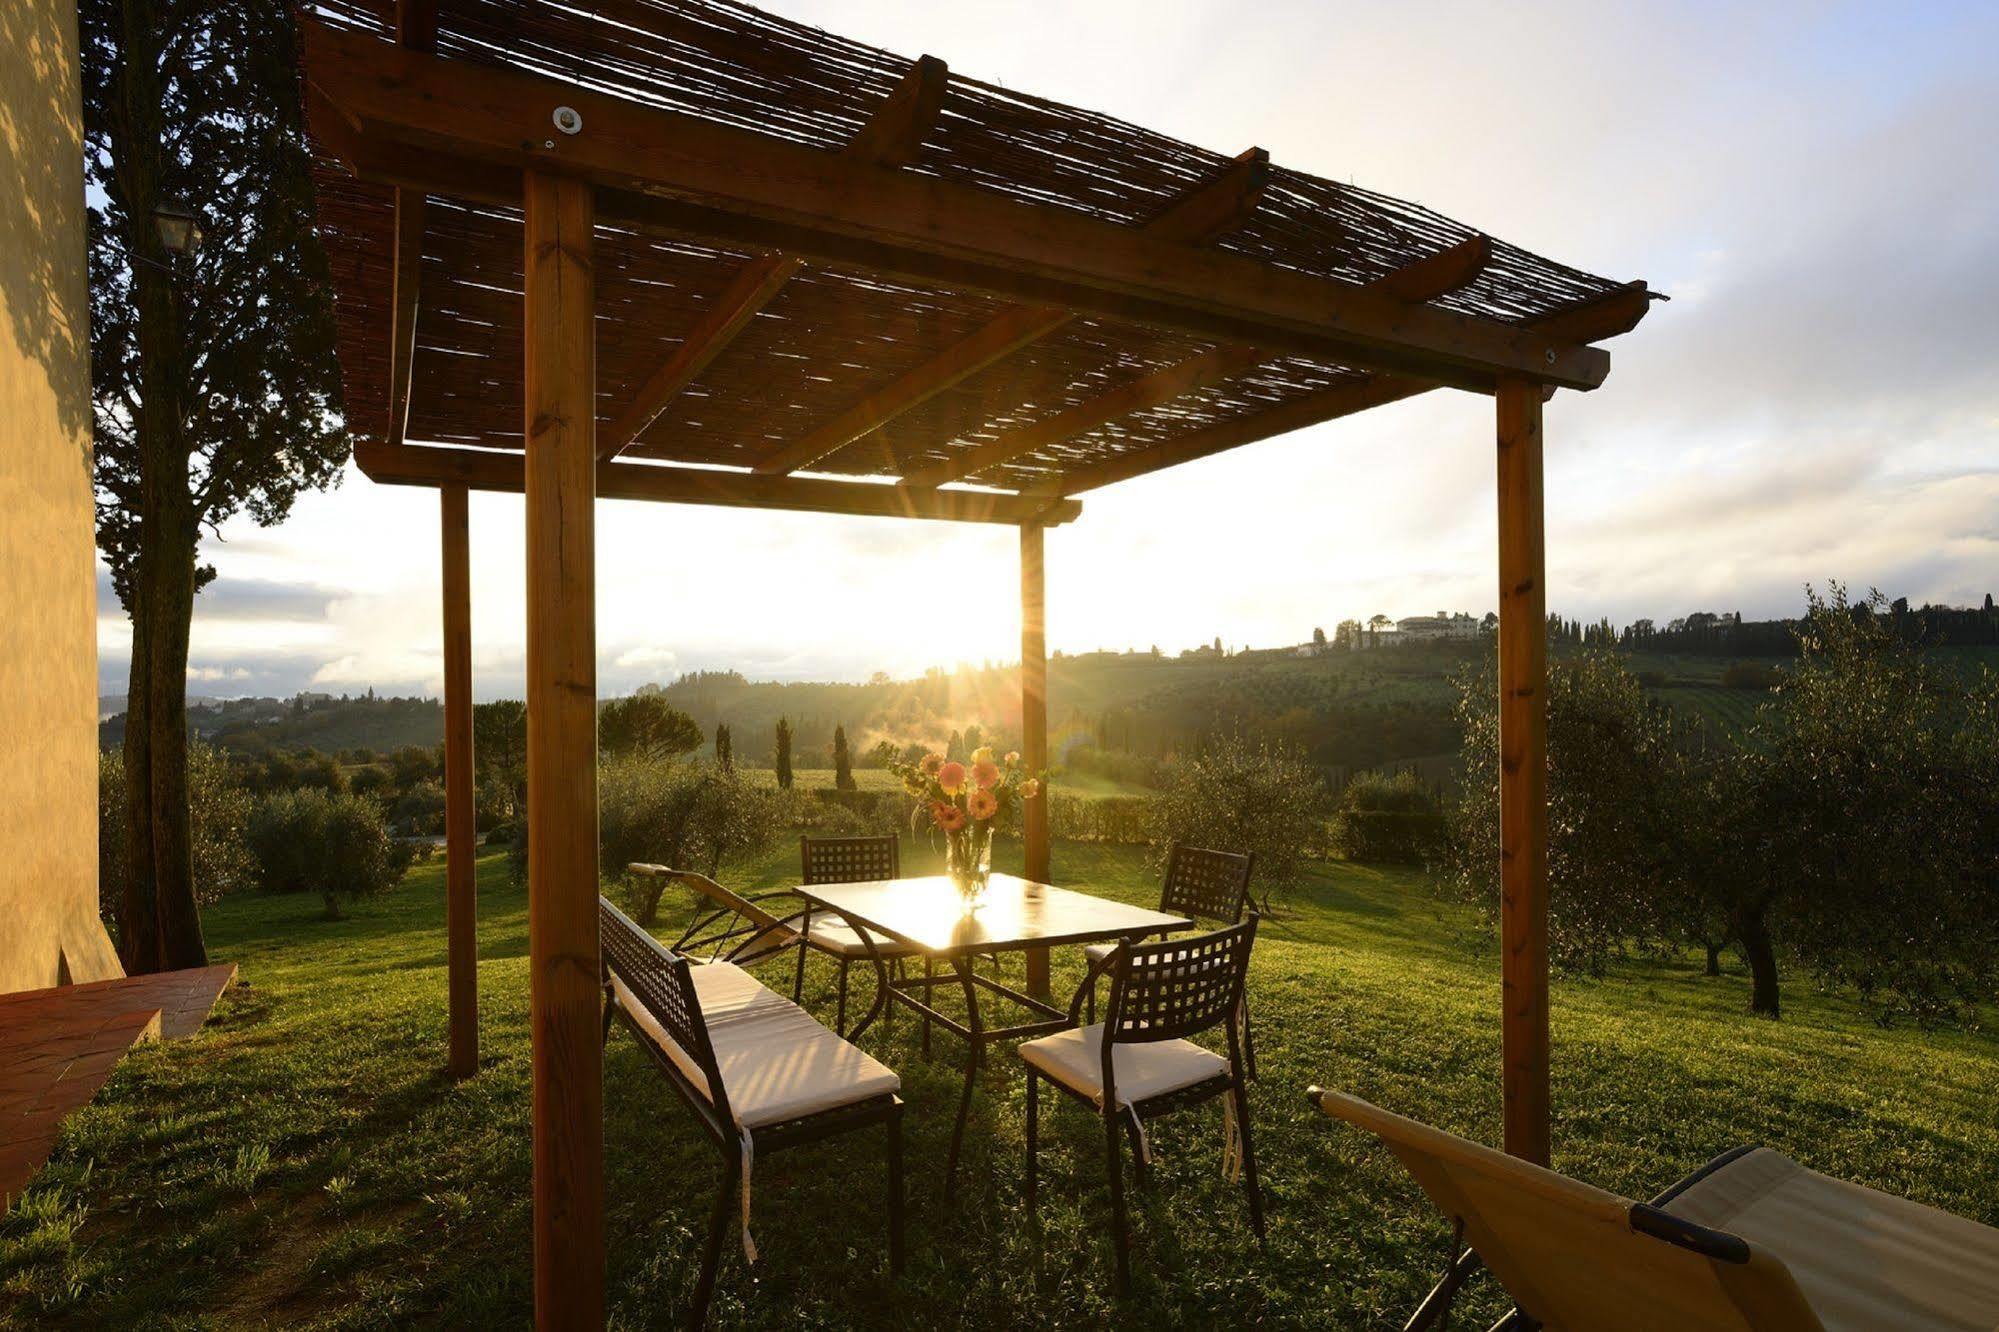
[301,0,1654,1322]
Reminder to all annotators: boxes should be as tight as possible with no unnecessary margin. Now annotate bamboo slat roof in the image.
[304,0,1655,512]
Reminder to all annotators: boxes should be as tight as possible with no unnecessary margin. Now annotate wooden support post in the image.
[523,169,603,1327]
[1019,523,1051,999]
[441,484,477,1080]
[1495,378,1549,1166]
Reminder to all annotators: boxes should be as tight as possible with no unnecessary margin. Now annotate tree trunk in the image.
[1733,907,1780,1017]
[147,509,206,969]
[118,609,159,973]
[1704,938,1726,977]
[118,0,205,973]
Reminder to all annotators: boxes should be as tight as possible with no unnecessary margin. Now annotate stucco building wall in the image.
[0,0,123,992]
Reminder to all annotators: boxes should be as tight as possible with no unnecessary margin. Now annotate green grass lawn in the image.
[6,842,1997,1328]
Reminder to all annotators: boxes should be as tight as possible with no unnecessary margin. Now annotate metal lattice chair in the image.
[1022,916,1264,1294]
[1076,844,1259,1075]
[797,834,918,1035]
[598,897,905,1328]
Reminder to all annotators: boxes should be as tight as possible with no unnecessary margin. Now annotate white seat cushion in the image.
[1668,1148,1999,1332]
[611,962,900,1129]
[805,916,917,959]
[1019,1022,1227,1108]
[1082,941,1117,965]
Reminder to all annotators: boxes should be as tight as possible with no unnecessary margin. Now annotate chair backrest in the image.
[1312,1090,1827,1332]
[598,896,733,1123]
[1103,915,1258,1050]
[1158,843,1253,926]
[626,863,798,964]
[799,833,900,885]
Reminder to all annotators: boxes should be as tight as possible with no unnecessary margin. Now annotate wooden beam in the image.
[388,191,424,444]
[1495,377,1549,1167]
[1143,147,1271,245]
[1020,523,1051,999]
[846,55,949,168]
[303,23,1612,392]
[440,484,476,1081]
[1047,371,1426,496]
[355,440,1084,527]
[752,146,1279,479]
[597,58,949,462]
[1368,234,1492,304]
[598,253,801,459]
[386,0,435,445]
[522,169,602,1327]
[903,345,1265,489]
[751,303,1073,476]
[1531,280,1656,341]
[1039,279,1657,496]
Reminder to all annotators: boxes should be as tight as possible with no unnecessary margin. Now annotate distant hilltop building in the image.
[1389,611,1483,644]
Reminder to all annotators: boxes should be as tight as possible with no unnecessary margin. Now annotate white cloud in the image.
[101,0,1999,695]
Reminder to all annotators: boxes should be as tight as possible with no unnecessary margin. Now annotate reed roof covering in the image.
[304,0,1655,512]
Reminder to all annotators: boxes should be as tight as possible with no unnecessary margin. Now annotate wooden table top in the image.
[795,873,1192,957]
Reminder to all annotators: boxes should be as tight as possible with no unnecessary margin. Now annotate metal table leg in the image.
[842,923,893,1043]
[943,953,984,1198]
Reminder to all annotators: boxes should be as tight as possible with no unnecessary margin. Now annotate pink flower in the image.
[971,759,1001,789]
[1004,751,1021,765]
[933,802,966,832]
[1019,778,1041,800]
[967,788,999,820]
[919,753,943,776]
[937,761,967,794]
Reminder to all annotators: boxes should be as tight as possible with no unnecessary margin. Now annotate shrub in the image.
[99,742,256,930]
[1145,735,1324,913]
[390,779,447,836]
[1046,794,1153,845]
[1329,770,1446,864]
[1720,660,1784,691]
[596,754,786,924]
[246,789,411,920]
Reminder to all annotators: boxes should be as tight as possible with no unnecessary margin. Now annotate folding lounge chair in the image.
[1309,1087,1999,1332]
[600,897,905,1329]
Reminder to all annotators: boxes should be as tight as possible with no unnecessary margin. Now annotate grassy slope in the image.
[5,845,1996,1329]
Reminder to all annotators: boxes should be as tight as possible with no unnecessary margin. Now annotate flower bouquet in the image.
[889,744,1039,907]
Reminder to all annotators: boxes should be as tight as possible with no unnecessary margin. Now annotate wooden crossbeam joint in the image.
[1144,146,1272,245]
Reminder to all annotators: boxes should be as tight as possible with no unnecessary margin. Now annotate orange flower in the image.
[937,760,967,794]
[967,788,998,820]
[1019,778,1041,800]
[971,759,1001,789]
[919,753,944,776]
[933,802,967,832]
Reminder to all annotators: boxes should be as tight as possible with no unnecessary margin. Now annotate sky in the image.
[97,0,1999,701]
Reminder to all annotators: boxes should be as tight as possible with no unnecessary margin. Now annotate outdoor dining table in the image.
[793,872,1193,1195]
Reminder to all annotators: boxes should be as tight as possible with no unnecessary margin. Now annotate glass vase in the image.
[946,825,993,908]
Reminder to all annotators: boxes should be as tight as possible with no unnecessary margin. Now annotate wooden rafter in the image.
[354,440,1082,526]
[749,304,1072,476]
[845,54,948,167]
[1040,279,1656,496]
[303,24,1611,393]
[598,53,949,462]
[385,0,435,446]
[1368,233,1492,304]
[901,344,1265,489]
[1142,147,1272,245]
[598,254,801,459]
[750,146,1276,478]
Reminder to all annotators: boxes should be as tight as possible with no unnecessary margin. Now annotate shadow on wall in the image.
[0,0,92,452]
